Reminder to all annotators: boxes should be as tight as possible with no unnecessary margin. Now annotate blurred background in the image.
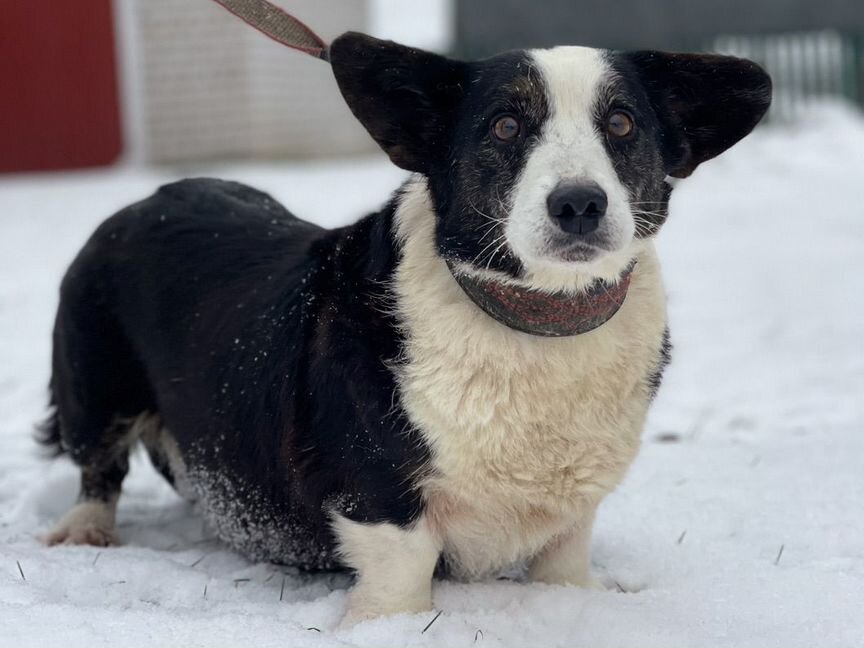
[1,4,864,644]
[1,0,862,172]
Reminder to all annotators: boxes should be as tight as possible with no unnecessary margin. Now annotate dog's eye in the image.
[607,111,634,139]
[492,115,520,142]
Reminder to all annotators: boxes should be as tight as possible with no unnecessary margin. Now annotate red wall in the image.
[0,1,123,172]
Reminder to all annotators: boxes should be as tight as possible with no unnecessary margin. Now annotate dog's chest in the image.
[394,243,666,576]
[406,333,645,487]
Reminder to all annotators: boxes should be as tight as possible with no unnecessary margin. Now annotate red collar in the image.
[447,261,636,337]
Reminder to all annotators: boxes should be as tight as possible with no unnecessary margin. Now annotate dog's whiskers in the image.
[468,200,505,225]
[473,233,508,267]
[631,210,667,218]
[485,238,510,271]
[476,220,503,244]
[493,184,510,215]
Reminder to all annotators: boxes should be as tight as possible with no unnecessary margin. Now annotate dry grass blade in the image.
[279,575,286,601]
[677,530,687,545]
[16,560,25,581]
[421,610,443,634]
[774,544,785,565]
[189,551,215,568]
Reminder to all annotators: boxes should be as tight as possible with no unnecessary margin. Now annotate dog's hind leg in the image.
[41,276,154,547]
[42,417,139,547]
[44,469,125,547]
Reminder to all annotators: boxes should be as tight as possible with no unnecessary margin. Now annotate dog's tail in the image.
[35,384,65,457]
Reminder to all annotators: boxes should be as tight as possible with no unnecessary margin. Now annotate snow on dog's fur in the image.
[38,31,771,625]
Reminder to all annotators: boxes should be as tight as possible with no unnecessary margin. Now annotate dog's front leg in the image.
[333,514,441,627]
[528,501,604,589]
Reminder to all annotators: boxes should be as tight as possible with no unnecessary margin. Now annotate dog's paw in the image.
[337,605,435,631]
[42,501,119,547]
[531,568,606,590]
[43,522,118,547]
[338,595,433,630]
[43,524,118,547]
[583,575,607,591]
[337,609,377,630]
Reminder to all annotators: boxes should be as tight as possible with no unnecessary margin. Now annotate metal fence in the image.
[455,0,864,121]
[711,31,862,119]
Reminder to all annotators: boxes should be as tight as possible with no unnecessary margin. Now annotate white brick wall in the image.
[115,0,374,162]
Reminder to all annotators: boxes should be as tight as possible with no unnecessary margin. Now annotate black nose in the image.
[546,181,607,235]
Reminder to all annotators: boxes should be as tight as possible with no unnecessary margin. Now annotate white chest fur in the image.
[392,180,668,577]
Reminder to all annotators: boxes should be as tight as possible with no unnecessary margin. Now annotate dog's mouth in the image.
[508,215,631,274]
[446,259,636,337]
[547,240,605,264]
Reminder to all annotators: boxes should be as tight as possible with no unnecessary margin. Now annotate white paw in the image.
[337,608,378,630]
[42,501,118,547]
[43,522,118,547]
[531,569,606,590]
[338,604,435,630]
[338,593,433,629]
[583,575,607,591]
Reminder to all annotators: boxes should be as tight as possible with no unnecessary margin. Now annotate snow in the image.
[2,102,864,647]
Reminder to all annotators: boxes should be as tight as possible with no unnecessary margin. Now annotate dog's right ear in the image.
[330,32,467,174]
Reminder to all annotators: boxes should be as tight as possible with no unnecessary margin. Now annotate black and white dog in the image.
[40,33,771,624]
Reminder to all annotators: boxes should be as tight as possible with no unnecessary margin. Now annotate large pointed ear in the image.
[624,52,772,178]
[329,32,468,173]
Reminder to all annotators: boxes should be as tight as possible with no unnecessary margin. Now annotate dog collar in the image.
[446,260,636,337]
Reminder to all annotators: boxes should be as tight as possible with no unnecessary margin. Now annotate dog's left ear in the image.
[624,52,772,178]
[330,32,468,174]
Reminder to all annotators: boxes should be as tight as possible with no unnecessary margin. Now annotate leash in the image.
[211,0,330,61]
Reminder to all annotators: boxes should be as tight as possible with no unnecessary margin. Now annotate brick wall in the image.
[120,0,374,162]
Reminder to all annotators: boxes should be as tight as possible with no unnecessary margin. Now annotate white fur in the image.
[393,178,667,578]
[506,47,636,291]
[332,514,441,626]
[43,498,119,547]
[140,422,196,502]
[528,501,603,588]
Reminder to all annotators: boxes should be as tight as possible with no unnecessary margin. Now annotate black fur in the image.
[44,178,429,567]
[332,34,548,279]
[647,326,673,400]
[612,51,773,179]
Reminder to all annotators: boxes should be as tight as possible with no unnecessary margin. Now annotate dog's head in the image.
[330,34,771,290]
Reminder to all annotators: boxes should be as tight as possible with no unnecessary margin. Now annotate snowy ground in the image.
[1,103,863,647]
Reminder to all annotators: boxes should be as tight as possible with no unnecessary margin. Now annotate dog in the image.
[39,32,771,624]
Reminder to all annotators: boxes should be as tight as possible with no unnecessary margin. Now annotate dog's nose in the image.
[546,181,607,235]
